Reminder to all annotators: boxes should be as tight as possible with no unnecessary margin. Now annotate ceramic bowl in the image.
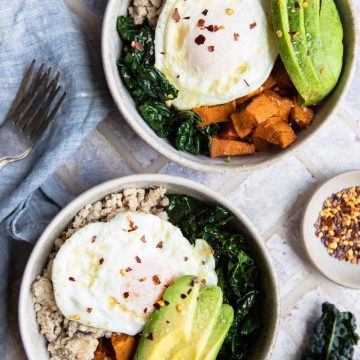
[19,174,279,359]
[101,0,357,173]
[302,170,360,289]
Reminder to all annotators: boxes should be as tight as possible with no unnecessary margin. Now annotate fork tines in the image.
[5,59,67,139]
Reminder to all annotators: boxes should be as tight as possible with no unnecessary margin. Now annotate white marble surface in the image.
[6,1,360,359]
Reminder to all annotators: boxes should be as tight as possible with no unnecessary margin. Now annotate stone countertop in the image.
[6,1,360,359]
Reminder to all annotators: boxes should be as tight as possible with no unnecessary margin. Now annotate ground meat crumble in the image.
[128,0,164,27]
[32,187,169,360]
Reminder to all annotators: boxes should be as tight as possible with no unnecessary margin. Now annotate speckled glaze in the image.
[19,175,279,360]
[302,170,360,289]
[101,0,357,173]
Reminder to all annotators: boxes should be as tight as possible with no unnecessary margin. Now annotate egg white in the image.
[52,211,217,335]
[155,0,278,109]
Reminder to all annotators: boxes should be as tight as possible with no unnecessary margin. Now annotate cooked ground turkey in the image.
[128,0,164,26]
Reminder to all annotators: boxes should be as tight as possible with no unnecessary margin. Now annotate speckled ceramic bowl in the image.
[19,174,279,360]
[101,0,357,173]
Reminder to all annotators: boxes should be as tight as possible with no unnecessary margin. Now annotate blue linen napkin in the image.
[0,0,111,354]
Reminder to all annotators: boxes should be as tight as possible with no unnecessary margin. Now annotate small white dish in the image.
[302,170,360,289]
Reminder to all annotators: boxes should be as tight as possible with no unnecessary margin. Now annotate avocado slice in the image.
[272,0,343,105]
[200,304,235,360]
[170,286,224,359]
[134,275,200,360]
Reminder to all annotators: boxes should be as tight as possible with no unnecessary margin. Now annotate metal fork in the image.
[0,60,67,170]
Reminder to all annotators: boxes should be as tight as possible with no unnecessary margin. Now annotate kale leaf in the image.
[166,195,261,360]
[302,302,359,360]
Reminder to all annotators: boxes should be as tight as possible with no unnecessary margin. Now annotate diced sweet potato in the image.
[194,100,237,127]
[252,136,270,152]
[111,334,137,360]
[210,136,255,158]
[236,75,277,105]
[253,117,297,149]
[94,338,116,360]
[272,58,294,90]
[291,98,314,128]
[219,121,239,139]
[231,90,293,138]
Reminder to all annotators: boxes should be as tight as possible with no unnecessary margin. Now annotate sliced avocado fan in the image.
[272,0,343,106]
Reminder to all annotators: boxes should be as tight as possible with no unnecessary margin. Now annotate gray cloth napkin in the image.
[0,0,111,354]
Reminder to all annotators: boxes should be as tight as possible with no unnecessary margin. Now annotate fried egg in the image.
[52,211,217,335]
[155,0,278,109]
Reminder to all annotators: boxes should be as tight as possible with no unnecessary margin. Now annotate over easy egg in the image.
[52,211,217,335]
[155,0,278,109]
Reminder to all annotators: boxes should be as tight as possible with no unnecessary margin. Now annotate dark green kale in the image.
[166,195,261,360]
[302,302,359,360]
[116,16,219,155]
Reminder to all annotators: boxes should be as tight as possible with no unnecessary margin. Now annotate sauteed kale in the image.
[116,16,219,155]
[166,195,261,360]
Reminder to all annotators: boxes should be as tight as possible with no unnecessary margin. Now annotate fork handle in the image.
[0,148,32,171]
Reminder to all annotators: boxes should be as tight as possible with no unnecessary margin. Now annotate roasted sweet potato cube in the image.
[94,338,116,360]
[194,100,237,127]
[291,98,314,128]
[236,75,277,105]
[253,117,297,149]
[111,334,137,360]
[231,90,293,138]
[252,136,270,152]
[272,58,294,90]
[219,121,239,139]
[210,136,255,158]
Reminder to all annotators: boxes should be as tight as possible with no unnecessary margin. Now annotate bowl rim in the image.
[301,169,360,289]
[101,0,358,173]
[19,174,280,359]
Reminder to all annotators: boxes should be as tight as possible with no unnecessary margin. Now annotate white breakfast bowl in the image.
[19,174,279,359]
[101,0,357,173]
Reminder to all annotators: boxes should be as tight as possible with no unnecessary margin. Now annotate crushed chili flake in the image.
[197,19,205,27]
[234,33,240,41]
[128,225,138,232]
[202,9,208,16]
[68,277,76,282]
[86,307,93,313]
[208,46,215,52]
[153,275,161,285]
[91,236,97,243]
[195,35,206,45]
[156,241,164,249]
[244,79,250,87]
[140,235,146,243]
[184,256,189,262]
[144,308,148,313]
[250,22,257,29]
[172,8,180,23]
[99,257,104,265]
[183,16,190,20]
[139,277,147,282]
[131,41,144,52]
[126,267,132,272]
[123,292,130,299]
[135,256,142,263]
[181,294,187,299]
[146,333,154,341]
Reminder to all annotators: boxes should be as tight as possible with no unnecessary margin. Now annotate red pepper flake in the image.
[234,33,239,41]
[183,16,190,20]
[250,22,257,29]
[86,307,93,313]
[126,267,132,272]
[123,292,130,298]
[99,257,104,265]
[153,275,161,285]
[139,277,147,282]
[140,235,146,243]
[197,19,205,27]
[206,25,213,32]
[172,8,180,23]
[131,41,144,52]
[128,225,138,232]
[184,256,189,262]
[135,256,142,263]
[195,35,206,45]
[244,79,250,87]
[68,277,76,282]
[143,308,148,314]
[91,236,97,243]
[146,333,154,341]
[156,241,164,249]
[208,46,215,52]
[202,9,208,16]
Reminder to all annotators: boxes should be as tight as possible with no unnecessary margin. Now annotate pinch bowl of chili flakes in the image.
[302,170,360,289]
